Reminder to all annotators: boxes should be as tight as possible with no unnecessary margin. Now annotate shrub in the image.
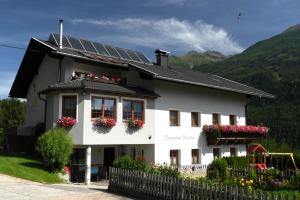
[223,156,250,168]
[113,155,181,178]
[207,159,228,180]
[36,128,73,172]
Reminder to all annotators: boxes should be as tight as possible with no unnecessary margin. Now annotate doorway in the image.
[104,147,115,176]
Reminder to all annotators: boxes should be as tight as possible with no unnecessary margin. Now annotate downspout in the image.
[38,93,47,125]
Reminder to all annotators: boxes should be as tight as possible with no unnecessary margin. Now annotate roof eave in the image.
[155,75,275,99]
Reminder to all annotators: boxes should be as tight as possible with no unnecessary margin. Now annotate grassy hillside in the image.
[172,25,300,149]
[0,154,62,183]
[169,51,225,69]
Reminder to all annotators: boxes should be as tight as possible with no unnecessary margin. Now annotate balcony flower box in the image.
[57,117,77,128]
[93,118,116,128]
[203,124,269,145]
[126,119,144,129]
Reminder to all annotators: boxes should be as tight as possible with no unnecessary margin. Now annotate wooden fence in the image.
[108,167,298,200]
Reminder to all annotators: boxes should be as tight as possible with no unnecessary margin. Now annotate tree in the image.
[0,98,26,152]
[0,98,26,130]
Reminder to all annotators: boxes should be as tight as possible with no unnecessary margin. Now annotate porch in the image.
[70,144,154,184]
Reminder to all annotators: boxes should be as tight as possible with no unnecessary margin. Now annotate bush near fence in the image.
[109,167,298,200]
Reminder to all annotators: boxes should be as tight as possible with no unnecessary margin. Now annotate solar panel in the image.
[48,33,152,64]
[80,39,97,53]
[104,45,120,58]
[52,33,72,48]
[126,50,142,62]
[67,37,85,51]
[92,42,109,56]
[136,52,151,63]
[115,47,131,60]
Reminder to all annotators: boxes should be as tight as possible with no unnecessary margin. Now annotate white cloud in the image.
[0,71,15,99]
[71,18,243,55]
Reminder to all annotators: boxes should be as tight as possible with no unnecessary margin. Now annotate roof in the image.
[39,79,159,99]
[128,62,275,98]
[9,34,275,99]
[247,144,267,154]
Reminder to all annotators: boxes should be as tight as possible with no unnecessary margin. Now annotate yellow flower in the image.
[240,178,244,182]
[250,180,253,184]
[241,183,245,186]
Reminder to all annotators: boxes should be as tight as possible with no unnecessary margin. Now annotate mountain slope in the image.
[169,51,226,69]
[172,25,300,149]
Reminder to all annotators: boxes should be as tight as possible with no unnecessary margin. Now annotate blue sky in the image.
[1,0,300,98]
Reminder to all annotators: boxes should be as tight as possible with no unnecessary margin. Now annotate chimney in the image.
[59,19,63,49]
[155,49,170,68]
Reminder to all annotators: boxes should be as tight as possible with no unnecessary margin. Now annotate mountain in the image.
[169,51,226,69]
[172,25,300,149]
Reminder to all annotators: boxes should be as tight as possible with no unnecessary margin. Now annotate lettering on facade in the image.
[164,135,196,141]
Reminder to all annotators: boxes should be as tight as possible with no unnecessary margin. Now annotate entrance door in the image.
[104,147,115,173]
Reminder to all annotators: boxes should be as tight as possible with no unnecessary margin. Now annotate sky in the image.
[1,0,300,99]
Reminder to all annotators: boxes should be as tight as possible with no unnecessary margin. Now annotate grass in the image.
[0,154,62,184]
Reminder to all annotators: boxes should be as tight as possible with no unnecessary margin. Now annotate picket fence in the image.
[108,167,298,200]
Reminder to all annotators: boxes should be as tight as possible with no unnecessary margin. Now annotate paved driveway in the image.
[0,174,132,200]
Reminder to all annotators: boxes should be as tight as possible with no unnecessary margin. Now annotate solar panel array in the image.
[48,33,152,64]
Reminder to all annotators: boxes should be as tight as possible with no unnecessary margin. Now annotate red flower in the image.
[94,118,116,128]
[203,124,269,136]
[57,117,77,128]
[64,166,70,174]
[127,119,144,129]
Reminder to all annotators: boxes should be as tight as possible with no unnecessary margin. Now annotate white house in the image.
[10,27,274,184]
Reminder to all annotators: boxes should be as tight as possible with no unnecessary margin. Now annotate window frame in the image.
[212,113,221,125]
[191,149,200,164]
[213,148,221,160]
[191,112,201,127]
[59,93,78,119]
[229,114,237,125]
[122,98,145,122]
[169,110,180,126]
[230,147,237,157]
[90,95,117,120]
[170,149,180,165]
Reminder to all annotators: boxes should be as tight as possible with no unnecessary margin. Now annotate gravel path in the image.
[0,174,132,200]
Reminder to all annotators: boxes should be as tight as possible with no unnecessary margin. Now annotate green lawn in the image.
[0,154,62,184]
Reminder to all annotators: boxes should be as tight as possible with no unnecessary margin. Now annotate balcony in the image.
[203,125,269,145]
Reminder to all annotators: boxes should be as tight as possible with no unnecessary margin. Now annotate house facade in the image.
[10,32,273,184]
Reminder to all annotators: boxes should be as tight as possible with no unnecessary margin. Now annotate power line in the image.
[0,43,42,53]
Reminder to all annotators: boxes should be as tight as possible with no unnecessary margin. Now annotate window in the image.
[122,100,144,121]
[213,148,221,160]
[230,147,237,157]
[191,112,200,127]
[212,113,220,124]
[170,110,180,126]
[62,95,77,118]
[229,114,237,125]
[170,150,179,165]
[191,149,199,164]
[91,96,116,119]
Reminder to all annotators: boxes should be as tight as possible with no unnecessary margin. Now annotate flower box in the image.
[93,118,116,128]
[203,124,269,145]
[126,119,144,129]
[57,117,77,128]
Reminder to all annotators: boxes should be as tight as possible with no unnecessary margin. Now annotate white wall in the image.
[153,80,248,165]
[82,93,155,145]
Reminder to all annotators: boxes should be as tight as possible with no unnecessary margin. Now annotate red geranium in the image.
[94,118,116,128]
[127,119,144,129]
[203,124,269,136]
[57,117,77,128]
